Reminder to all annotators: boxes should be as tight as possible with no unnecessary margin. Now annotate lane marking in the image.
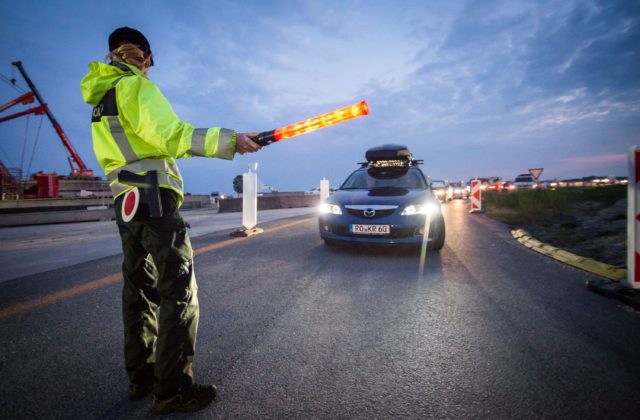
[0,273,122,320]
[0,217,314,321]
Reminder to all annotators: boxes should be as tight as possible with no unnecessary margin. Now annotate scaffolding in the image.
[0,161,22,199]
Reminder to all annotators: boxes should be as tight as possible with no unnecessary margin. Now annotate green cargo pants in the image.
[115,188,199,398]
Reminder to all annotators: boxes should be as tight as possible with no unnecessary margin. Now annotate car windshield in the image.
[341,167,427,190]
[515,176,533,182]
[431,181,446,188]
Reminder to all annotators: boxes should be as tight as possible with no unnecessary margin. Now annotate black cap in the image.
[108,27,153,65]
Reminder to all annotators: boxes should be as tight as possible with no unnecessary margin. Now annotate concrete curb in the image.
[511,229,626,281]
[511,229,640,310]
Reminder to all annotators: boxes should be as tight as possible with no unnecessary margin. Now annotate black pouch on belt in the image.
[118,170,163,219]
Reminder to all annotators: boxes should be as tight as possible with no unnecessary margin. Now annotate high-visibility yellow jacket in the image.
[80,61,236,207]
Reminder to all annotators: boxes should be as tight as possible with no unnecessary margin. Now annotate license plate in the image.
[350,224,390,235]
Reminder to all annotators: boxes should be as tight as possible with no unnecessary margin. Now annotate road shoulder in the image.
[511,228,640,310]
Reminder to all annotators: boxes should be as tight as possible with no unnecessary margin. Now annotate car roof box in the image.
[365,144,412,162]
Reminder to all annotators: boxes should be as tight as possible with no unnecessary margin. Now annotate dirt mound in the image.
[523,198,626,267]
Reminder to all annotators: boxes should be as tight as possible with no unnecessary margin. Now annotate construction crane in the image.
[8,61,93,177]
[0,92,46,120]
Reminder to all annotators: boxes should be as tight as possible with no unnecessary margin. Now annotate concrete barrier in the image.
[0,197,112,210]
[219,193,320,213]
[0,193,313,225]
[0,208,114,226]
[182,194,214,209]
[0,194,214,226]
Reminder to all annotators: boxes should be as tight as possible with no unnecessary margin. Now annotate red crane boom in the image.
[0,92,35,113]
[11,61,93,177]
[0,92,48,124]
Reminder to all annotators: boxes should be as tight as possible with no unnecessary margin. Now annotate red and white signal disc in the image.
[121,188,140,222]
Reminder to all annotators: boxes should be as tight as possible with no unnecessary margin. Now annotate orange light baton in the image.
[253,100,369,146]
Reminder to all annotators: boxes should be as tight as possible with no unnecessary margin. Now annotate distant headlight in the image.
[401,202,440,216]
[454,188,462,194]
[319,202,342,215]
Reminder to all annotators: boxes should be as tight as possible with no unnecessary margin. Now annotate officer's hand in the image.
[236,132,261,155]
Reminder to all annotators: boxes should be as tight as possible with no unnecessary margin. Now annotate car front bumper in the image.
[318,213,438,245]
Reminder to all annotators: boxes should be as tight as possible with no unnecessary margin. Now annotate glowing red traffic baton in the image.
[253,100,369,146]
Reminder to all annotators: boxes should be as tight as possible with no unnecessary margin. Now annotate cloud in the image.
[1,0,638,193]
[522,0,640,95]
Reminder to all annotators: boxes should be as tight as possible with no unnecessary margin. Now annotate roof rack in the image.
[360,144,422,168]
[359,159,423,168]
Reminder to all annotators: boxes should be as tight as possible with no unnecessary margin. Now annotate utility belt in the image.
[108,159,183,197]
[109,160,183,222]
[118,170,163,221]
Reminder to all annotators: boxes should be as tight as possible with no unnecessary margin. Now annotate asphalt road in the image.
[1,200,639,419]
[0,207,314,283]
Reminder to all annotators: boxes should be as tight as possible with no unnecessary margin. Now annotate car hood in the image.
[330,188,434,206]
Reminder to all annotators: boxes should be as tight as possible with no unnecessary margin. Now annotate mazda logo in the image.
[363,208,376,218]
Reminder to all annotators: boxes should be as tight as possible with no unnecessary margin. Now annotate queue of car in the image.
[431,180,453,202]
[513,174,537,189]
[465,175,539,191]
[314,143,550,251]
[449,181,469,199]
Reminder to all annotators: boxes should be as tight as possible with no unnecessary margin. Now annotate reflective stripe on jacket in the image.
[80,61,236,206]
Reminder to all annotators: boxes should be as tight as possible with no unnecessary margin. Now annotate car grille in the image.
[346,208,397,219]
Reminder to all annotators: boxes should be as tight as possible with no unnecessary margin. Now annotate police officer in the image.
[80,27,261,414]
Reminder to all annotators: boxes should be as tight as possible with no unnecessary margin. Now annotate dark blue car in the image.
[318,144,445,250]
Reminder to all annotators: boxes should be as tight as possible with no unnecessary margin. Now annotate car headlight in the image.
[319,202,342,215]
[401,202,440,216]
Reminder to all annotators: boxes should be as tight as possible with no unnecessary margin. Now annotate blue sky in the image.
[1,0,638,195]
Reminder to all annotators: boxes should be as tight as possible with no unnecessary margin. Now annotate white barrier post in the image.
[470,179,482,213]
[320,178,330,202]
[628,147,640,289]
[232,163,263,237]
[242,170,257,230]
